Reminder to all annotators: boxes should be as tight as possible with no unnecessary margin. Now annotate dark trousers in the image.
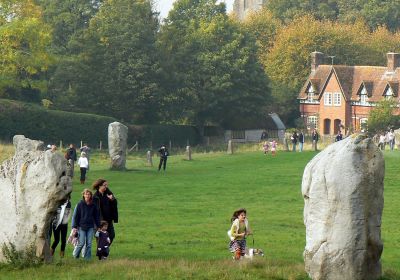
[80,167,87,182]
[51,223,68,252]
[158,157,167,170]
[107,221,115,244]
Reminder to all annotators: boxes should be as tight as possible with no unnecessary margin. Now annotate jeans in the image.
[73,227,94,259]
[299,142,304,152]
[292,143,297,152]
[389,140,395,151]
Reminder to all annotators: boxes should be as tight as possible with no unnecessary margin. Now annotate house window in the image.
[324,92,332,106]
[384,86,393,100]
[307,116,318,129]
[333,92,341,106]
[360,118,368,131]
[307,85,315,102]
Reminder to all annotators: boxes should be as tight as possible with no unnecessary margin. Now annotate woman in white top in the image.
[78,152,89,184]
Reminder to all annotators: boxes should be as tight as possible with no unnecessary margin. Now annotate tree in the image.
[0,0,53,102]
[61,0,162,123]
[158,0,270,127]
[367,99,400,134]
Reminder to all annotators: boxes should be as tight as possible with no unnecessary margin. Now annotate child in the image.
[96,221,111,260]
[228,208,252,260]
[262,141,269,154]
[270,140,277,156]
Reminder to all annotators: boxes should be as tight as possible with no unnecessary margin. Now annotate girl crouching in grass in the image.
[228,208,252,260]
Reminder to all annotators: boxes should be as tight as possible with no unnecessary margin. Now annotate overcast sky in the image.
[155,0,235,19]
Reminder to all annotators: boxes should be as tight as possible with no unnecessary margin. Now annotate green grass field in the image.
[0,147,399,279]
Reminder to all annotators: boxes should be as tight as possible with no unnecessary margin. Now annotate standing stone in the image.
[302,134,384,280]
[186,146,192,161]
[227,140,233,154]
[394,129,400,150]
[0,135,72,262]
[146,150,153,167]
[108,122,128,170]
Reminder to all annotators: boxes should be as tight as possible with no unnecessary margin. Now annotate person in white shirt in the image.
[387,129,395,151]
[78,152,89,184]
[378,134,386,151]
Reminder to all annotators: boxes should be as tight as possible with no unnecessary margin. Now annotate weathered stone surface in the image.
[0,135,72,262]
[394,129,400,149]
[186,146,192,161]
[302,134,384,280]
[227,140,233,154]
[146,150,153,167]
[108,122,128,170]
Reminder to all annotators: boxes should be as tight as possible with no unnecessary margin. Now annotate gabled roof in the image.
[298,64,400,102]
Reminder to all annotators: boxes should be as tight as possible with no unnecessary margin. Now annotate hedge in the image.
[0,99,203,149]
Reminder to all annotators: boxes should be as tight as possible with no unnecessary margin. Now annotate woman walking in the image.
[72,189,100,260]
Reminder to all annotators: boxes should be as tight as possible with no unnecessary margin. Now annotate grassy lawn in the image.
[0,147,399,279]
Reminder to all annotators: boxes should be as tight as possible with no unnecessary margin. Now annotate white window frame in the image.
[307,116,318,129]
[360,118,368,131]
[384,86,393,100]
[324,92,332,106]
[360,87,368,105]
[333,92,341,106]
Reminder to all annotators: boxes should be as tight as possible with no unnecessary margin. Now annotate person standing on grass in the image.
[78,152,89,184]
[291,131,298,152]
[72,189,100,260]
[51,197,71,258]
[92,179,118,244]
[158,145,169,171]
[80,143,91,170]
[299,131,305,152]
[311,129,319,151]
[228,208,252,260]
[270,140,277,156]
[388,129,395,151]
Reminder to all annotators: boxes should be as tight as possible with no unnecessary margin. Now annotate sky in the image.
[155,0,235,19]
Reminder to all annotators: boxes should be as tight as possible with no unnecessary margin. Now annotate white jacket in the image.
[227,218,249,241]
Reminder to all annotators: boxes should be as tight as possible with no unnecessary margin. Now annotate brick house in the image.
[298,51,400,135]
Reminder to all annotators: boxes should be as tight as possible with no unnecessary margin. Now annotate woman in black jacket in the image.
[92,179,118,244]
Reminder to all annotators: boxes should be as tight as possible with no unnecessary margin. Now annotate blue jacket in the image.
[72,200,100,230]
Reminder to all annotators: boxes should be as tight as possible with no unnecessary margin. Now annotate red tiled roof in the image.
[298,65,400,102]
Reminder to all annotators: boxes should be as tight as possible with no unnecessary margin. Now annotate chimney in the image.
[311,51,324,72]
[387,52,400,71]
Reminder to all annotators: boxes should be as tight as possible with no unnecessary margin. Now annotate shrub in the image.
[1,242,42,269]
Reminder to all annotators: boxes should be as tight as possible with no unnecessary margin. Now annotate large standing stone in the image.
[108,122,128,170]
[0,135,72,262]
[302,134,384,280]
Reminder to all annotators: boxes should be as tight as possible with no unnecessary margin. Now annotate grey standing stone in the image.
[146,150,153,167]
[108,122,128,170]
[227,140,233,154]
[302,134,384,280]
[0,135,72,262]
[186,145,192,160]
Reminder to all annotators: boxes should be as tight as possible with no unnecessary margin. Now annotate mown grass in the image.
[0,144,399,279]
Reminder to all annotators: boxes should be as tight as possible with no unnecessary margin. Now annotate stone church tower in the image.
[233,0,267,20]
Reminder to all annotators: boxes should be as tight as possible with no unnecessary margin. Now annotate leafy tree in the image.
[0,0,53,102]
[367,99,400,134]
[60,0,162,123]
[159,0,270,127]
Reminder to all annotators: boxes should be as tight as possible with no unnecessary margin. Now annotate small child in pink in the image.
[270,140,277,156]
[262,141,269,154]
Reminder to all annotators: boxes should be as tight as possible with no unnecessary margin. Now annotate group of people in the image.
[64,143,91,184]
[377,129,396,151]
[49,178,118,261]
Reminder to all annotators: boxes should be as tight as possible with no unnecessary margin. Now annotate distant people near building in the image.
[270,140,278,156]
[77,152,89,184]
[262,141,269,154]
[311,129,319,151]
[158,145,169,171]
[299,131,305,152]
[388,129,395,151]
[335,131,343,142]
[378,133,386,150]
[291,131,298,152]
[260,130,268,141]
[80,143,91,170]
[65,144,77,177]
